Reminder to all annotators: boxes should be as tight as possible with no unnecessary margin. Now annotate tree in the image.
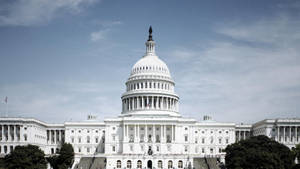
[4,144,47,169]
[225,135,294,169]
[47,143,74,169]
[292,144,300,162]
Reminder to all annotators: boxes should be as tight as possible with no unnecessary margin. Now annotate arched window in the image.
[127,160,132,168]
[168,160,173,169]
[178,161,183,168]
[117,160,121,168]
[158,160,162,168]
[137,160,142,168]
[141,83,143,89]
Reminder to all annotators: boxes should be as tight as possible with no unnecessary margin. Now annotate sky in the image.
[0,0,300,124]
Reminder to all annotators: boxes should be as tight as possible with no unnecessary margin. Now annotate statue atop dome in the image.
[148,26,153,41]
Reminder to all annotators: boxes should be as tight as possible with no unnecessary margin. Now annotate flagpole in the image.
[6,101,8,117]
[4,97,8,117]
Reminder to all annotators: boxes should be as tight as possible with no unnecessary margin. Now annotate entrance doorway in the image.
[147,160,152,169]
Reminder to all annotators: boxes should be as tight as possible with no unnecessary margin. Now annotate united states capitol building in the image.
[0,27,299,169]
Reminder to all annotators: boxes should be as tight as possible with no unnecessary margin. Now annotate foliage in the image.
[47,143,74,169]
[292,144,300,162]
[225,135,294,169]
[4,144,47,169]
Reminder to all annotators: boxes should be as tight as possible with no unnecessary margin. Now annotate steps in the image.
[74,157,106,169]
[193,158,222,169]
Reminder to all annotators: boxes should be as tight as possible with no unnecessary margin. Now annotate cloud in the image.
[216,15,300,46]
[90,20,122,42]
[0,81,121,123]
[90,29,109,41]
[0,0,100,26]
[167,15,300,123]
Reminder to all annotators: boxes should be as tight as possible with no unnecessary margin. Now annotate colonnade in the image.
[47,129,65,144]
[122,96,178,112]
[235,130,251,142]
[122,124,176,143]
[276,126,300,143]
[126,81,172,92]
[0,125,21,142]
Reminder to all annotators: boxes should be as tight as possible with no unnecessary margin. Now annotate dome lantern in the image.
[145,26,156,56]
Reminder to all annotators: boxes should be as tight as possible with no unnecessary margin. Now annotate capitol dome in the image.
[121,26,179,117]
[130,55,171,78]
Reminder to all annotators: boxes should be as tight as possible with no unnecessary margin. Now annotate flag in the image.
[4,96,7,104]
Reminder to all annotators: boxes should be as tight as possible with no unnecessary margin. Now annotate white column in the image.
[155,96,158,109]
[277,126,280,141]
[59,130,61,142]
[294,126,297,143]
[296,127,298,143]
[49,130,51,144]
[14,125,16,141]
[289,126,292,142]
[283,126,286,143]
[141,97,144,109]
[147,96,149,109]
[137,97,140,109]
[7,125,10,141]
[243,131,246,140]
[55,130,57,144]
[160,97,163,109]
[151,96,154,109]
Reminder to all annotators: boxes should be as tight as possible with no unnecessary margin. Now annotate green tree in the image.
[225,135,294,169]
[47,143,74,169]
[292,144,300,162]
[4,144,47,169]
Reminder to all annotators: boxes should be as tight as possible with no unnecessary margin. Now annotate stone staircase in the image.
[74,157,106,169]
[193,157,222,169]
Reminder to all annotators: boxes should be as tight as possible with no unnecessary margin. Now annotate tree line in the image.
[0,143,74,169]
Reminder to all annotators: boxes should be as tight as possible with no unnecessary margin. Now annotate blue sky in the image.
[0,0,300,123]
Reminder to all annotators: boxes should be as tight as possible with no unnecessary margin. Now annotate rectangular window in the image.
[185,135,188,142]
[219,138,222,144]
[112,146,115,152]
[87,147,90,153]
[226,138,229,144]
[202,138,205,144]
[202,148,205,153]
[95,138,98,143]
